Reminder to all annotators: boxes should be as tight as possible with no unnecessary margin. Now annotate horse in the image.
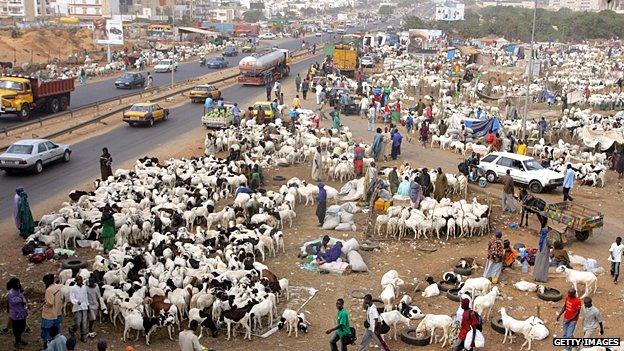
[517,188,548,228]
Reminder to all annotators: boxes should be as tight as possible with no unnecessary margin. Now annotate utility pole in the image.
[170,0,176,88]
[522,0,537,140]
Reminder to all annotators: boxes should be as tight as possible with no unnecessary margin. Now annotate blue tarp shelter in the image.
[464,117,501,137]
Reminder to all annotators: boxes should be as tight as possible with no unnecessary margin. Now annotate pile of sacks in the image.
[322,202,360,232]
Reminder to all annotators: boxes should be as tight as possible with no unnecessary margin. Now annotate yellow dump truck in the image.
[0,75,74,119]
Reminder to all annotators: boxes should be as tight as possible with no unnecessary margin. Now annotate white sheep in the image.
[415,314,453,347]
[458,277,492,297]
[472,286,502,321]
[380,277,404,312]
[555,266,598,298]
[278,309,301,337]
[380,310,411,340]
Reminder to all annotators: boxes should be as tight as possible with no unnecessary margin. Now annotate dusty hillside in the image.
[0,27,100,65]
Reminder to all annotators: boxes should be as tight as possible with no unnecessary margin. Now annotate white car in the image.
[0,139,71,174]
[258,33,277,40]
[154,59,178,73]
[360,56,375,67]
[479,152,564,193]
[315,32,323,37]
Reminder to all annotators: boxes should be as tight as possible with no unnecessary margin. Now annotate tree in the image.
[378,5,394,16]
[243,10,265,23]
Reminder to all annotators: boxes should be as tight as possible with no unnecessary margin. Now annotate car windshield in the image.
[158,60,172,65]
[194,86,209,91]
[254,104,269,111]
[129,105,149,112]
[524,159,544,171]
[0,80,24,91]
[7,144,33,154]
[121,74,134,79]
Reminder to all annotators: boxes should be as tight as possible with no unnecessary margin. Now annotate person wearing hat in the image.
[452,298,479,351]
[483,230,504,284]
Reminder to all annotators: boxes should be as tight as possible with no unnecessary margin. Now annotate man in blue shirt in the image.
[563,164,575,201]
[217,97,225,117]
[204,96,213,114]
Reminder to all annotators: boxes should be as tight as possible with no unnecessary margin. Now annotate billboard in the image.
[94,19,124,45]
[435,3,465,21]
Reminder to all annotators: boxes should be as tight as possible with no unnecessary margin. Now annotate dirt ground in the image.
[1,67,624,351]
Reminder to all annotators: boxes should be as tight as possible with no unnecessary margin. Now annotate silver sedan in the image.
[0,139,71,174]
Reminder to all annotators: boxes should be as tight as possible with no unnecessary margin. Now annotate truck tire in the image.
[19,103,30,120]
[60,95,69,111]
[48,98,60,114]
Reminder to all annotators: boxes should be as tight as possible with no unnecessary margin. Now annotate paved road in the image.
[0,32,341,128]
[0,54,322,221]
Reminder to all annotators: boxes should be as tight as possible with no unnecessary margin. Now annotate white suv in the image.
[479,152,564,193]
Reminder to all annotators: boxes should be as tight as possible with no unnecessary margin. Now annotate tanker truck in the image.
[238,49,291,85]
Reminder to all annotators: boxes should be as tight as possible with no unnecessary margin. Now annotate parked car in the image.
[223,46,239,57]
[0,139,71,174]
[360,56,375,68]
[336,27,346,34]
[154,59,178,73]
[123,102,169,127]
[479,151,564,193]
[206,56,228,69]
[188,84,221,103]
[258,33,277,39]
[327,87,351,106]
[315,32,323,37]
[114,72,145,89]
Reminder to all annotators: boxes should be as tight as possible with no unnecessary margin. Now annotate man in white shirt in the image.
[359,96,369,119]
[179,320,204,351]
[367,105,376,131]
[69,275,89,342]
[316,84,324,105]
[609,236,624,283]
[358,294,389,351]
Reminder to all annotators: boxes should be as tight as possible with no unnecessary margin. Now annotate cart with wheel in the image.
[545,202,603,242]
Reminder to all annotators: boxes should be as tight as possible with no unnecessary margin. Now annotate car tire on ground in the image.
[437,281,457,292]
[529,180,543,193]
[536,287,563,302]
[62,150,70,162]
[453,267,474,276]
[490,316,507,334]
[148,118,154,127]
[399,327,431,346]
[34,160,43,174]
[446,288,461,302]
[61,258,88,275]
[486,171,497,183]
